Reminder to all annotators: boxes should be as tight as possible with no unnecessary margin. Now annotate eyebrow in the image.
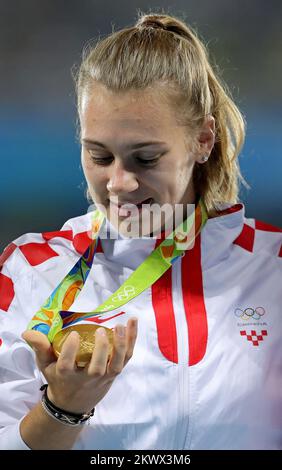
[81,139,167,150]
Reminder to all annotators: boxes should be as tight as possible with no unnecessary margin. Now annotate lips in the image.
[134,197,153,208]
[110,197,153,208]
[109,197,153,218]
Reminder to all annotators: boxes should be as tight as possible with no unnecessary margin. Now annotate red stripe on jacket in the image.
[181,234,208,366]
[151,235,178,363]
[255,220,282,233]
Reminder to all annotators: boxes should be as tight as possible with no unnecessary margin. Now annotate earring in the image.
[201,155,209,163]
[106,181,113,191]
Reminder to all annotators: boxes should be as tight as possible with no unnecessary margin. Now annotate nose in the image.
[106,161,139,194]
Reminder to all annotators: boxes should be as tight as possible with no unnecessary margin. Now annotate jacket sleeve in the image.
[0,245,44,450]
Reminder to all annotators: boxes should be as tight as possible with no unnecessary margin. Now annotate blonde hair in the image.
[75,12,247,214]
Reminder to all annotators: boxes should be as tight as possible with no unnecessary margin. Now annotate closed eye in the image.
[135,155,162,166]
[87,151,114,166]
[87,150,164,167]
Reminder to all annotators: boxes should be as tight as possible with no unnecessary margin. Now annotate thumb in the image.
[22,330,56,369]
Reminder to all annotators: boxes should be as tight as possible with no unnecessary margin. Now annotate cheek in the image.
[81,152,95,172]
[81,157,107,192]
[81,153,100,177]
[176,165,192,190]
[167,160,193,196]
[82,162,94,187]
[81,152,90,174]
[177,153,194,177]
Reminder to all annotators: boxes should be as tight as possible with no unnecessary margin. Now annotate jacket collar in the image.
[87,202,245,271]
[201,203,245,270]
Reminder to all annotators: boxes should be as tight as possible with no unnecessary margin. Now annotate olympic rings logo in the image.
[112,285,136,302]
[234,307,265,321]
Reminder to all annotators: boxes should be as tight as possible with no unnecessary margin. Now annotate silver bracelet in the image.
[40,384,95,427]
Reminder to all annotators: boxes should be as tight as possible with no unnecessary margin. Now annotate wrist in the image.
[40,384,95,427]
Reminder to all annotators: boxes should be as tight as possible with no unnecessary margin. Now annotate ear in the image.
[195,115,215,164]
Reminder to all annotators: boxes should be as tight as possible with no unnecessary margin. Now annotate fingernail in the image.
[116,325,125,337]
[97,328,106,336]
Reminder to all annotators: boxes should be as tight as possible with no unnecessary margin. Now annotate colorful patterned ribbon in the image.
[27,200,208,342]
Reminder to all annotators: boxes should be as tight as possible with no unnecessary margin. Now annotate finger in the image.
[22,330,56,370]
[87,328,110,376]
[56,331,80,375]
[123,317,138,366]
[107,324,127,376]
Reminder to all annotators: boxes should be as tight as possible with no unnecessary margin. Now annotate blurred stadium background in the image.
[0,0,281,250]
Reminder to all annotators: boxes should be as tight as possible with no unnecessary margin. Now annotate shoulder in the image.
[0,211,93,270]
[237,215,282,260]
[207,202,282,264]
[0,211,94,313]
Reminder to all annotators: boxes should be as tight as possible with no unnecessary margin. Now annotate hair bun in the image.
[136,15,168,31]
[136,14,190,39]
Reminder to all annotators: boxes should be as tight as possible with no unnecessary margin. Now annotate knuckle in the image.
[96,338,109,350]
[114,338,126,349]
[109,365,123,376]
[100,339,110,348]
[57,360,71,374]
[91,367,105,378]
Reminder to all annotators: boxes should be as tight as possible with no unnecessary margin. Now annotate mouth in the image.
[109,197,153,217]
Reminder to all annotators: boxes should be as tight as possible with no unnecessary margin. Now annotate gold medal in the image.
[52,323,114,367]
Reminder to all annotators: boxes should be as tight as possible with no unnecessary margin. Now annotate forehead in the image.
[80,84,176,135]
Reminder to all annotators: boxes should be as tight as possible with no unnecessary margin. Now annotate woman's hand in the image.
[22,317,138,414]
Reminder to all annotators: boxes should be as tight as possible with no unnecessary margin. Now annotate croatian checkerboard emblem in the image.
[240,329,267,346]
[234,307,268,347]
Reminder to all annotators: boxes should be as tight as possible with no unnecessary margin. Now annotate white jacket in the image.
[0,203,281,450]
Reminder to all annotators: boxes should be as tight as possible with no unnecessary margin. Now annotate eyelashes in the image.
[87,152,162,167]
[135,155,162,166]
[88,156,113,166]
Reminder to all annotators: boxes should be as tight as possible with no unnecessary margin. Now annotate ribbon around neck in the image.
[27,200,208,342]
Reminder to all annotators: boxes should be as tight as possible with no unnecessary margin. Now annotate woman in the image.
[0,13,281,450]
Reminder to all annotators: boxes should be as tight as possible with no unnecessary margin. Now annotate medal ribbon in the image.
[27,200,208,342]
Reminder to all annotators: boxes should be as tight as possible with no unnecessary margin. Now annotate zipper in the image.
[171,258,190,449]
[172,257,189,363]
